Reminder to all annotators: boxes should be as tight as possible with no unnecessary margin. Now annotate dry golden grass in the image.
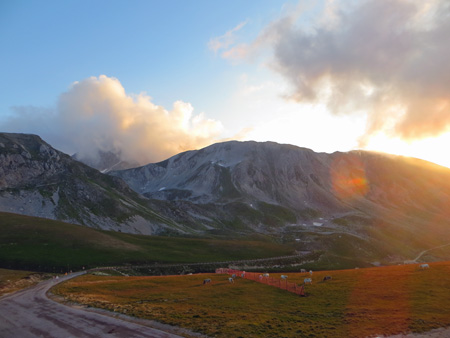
[52,262,450,337]
[0,268,50,297]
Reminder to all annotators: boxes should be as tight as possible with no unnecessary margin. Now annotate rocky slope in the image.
[2,134,450,266]
[111,141,450,264]
[111,140,450,216]
[0,133,185,235]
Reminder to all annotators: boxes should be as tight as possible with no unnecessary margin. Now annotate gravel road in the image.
[0,272,183,338]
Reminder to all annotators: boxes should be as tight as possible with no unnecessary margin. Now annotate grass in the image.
[0,212,293,272]
[52,261,450,337]
[407,261,450,332]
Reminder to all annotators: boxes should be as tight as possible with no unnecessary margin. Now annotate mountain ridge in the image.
[2,133,450,266]
[0,132,186,235]
[110,139,450,263]
[110,140,450,217]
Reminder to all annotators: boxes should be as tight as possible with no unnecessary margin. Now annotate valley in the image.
[1,132,450,337]
[3,1,450,337]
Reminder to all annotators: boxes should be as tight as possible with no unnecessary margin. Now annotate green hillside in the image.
[0,212,293,272]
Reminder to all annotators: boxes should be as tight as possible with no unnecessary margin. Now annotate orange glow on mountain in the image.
[331,154,369,200]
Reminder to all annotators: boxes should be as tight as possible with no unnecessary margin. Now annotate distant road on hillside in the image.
[413,242,450,262]
[0,272,184,338]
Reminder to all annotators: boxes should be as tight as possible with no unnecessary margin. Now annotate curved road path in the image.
[0,272,183,338]
[412,242,450,262]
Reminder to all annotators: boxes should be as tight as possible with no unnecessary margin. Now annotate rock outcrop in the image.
[0,133,182,235]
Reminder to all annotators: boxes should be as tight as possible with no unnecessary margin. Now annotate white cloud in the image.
[2,75,224,164]
[224,0,450,144]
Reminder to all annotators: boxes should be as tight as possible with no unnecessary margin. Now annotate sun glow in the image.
[363,132,450,169]
[242,101,367,154]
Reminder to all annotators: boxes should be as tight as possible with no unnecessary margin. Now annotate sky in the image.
[1,0,450,168]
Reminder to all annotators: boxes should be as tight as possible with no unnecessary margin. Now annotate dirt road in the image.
[412,242,450,262]
[0,272,183,338]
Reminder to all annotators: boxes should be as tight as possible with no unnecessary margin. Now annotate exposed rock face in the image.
[111,140,450,217]
[0,133,182,234]
[111,142,326,204]
[111,141,450,264]
[0,134,63,189]
[2,134,450,265]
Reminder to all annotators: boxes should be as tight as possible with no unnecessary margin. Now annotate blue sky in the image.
[1,0,283,112]
[1,0,450,168]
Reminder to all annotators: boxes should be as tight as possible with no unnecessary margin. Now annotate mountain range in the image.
[1,132,450,266]
[0,133,188,235]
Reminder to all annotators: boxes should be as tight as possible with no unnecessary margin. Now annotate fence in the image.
[216,268,305,296]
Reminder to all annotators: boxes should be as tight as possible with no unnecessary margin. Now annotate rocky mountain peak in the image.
[2,134,450,265]
[0,132,183,235]
[111,139,450,241]
[0,133,64,189]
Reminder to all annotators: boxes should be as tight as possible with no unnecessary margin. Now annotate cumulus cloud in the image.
[224,0,450,144]
[2,75,224,164]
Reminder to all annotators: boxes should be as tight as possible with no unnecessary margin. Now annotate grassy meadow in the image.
[52,261,450,338]
[0,212,293,272]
